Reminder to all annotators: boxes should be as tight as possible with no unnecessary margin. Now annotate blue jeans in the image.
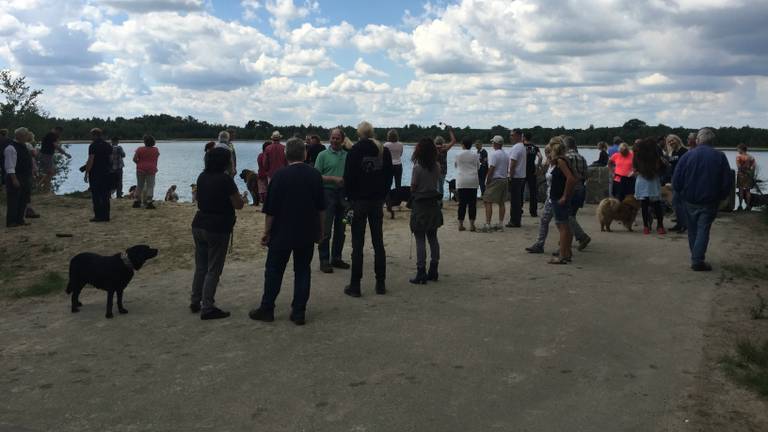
[318,188,346,263]
[673,192,687,229]
[261,245,314,313]
[685,203,717,266]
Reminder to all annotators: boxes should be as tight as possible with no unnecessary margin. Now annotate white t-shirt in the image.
[489,148,509,180]
[508,142,527,179]
[384,141,404,165]
[454,149,479,189]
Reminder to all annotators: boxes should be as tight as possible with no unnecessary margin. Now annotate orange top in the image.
[610,151,634,182]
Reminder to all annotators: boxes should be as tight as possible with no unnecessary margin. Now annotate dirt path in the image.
[0,197,765,431]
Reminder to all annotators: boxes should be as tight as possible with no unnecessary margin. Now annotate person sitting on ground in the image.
[547,137,578,264]
[634,138,667,235]
[672,128,732,271]
[736,143,756,211]
[608,142,635,201]
[480,135,509,232]
[343,121,393,297]
[409,137,444,284]
[526,147,556,253]
[455,135,479,232]
[592,141,609,166]
[165,185,179,202]
[189,148,245,320]
[249,138,325,326]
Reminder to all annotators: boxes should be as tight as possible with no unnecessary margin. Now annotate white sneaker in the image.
[480,223,492,233]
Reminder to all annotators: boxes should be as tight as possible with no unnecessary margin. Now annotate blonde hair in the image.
[357,121,383,155]
[619,142,630,156]
[666,134,684,153]
[218,130,230,143]
[546,136,566,158]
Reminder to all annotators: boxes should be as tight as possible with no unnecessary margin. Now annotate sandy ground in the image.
[0,194,766,431]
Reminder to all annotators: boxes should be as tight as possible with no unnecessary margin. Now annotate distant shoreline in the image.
[59,140,766,151]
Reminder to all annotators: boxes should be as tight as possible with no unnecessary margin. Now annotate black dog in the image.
[447,179,457,202]
[66,245,159,319]
[386,186,411,219]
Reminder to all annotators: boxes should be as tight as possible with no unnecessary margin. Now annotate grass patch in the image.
[13,272,66,298]
[721,340,768,397]
[722,263,768,281]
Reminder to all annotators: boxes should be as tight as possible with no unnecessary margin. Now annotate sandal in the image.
[548,257,570,265]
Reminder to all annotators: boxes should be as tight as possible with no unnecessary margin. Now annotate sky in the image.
[1,0,767,129]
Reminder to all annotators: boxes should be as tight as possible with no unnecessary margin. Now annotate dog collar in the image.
[120,252,135,271]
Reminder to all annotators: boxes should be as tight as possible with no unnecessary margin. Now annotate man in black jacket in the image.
[85,128,114,222]
[3,128,34,227]
[343,121,393,297]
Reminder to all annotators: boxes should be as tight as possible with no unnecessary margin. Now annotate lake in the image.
[56,141,768,202]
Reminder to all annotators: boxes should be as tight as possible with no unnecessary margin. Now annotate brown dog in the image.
[597,195,640,232]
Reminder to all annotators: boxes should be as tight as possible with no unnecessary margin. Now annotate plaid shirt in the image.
[566,149,588,185]
[111,145,125,172]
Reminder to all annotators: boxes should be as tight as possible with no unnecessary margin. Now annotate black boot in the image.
[427,262,439,281]
[409,267,427,285]
[375,280,386,295]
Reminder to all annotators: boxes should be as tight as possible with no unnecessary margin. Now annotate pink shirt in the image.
[135,146,160,174]
[610,151,633,181]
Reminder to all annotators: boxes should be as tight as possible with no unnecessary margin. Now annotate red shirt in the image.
[135,146,160,174]
[263,142,287,179]
[257,153,268,179]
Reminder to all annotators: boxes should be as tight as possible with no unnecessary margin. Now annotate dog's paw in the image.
[118,308,128,314]
[105,313,114,319]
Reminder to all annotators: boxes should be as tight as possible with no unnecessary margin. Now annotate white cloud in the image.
[1,0,767,129]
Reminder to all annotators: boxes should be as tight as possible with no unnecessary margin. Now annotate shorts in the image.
[39,154,54,174]
[551,198,571,224]
[482,178,508,204]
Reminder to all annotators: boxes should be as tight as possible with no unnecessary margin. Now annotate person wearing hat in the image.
[85,128,114,222]
[480,135,509,232]
[263,130,287,182]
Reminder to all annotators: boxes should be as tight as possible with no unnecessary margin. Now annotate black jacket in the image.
[343,139,393,201]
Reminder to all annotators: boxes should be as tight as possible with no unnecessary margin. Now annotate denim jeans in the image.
[533,199,553,248]
[90,175,111,221]
[191,228,230,312]
[350,200,386,286]
[685,203,717,266]
[261,245,314,313]
[318,188,346,263]
[673,192,687,229]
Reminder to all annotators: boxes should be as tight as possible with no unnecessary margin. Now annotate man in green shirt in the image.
[314,128,350,273]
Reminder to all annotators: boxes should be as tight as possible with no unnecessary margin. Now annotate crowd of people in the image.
[0,121,755,323]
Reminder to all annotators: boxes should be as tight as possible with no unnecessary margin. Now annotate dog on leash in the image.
[386,186,411,219]
[66,245,158,318]
[597,195,640,232]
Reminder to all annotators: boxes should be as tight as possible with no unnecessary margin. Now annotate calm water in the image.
[57,141,768,202]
